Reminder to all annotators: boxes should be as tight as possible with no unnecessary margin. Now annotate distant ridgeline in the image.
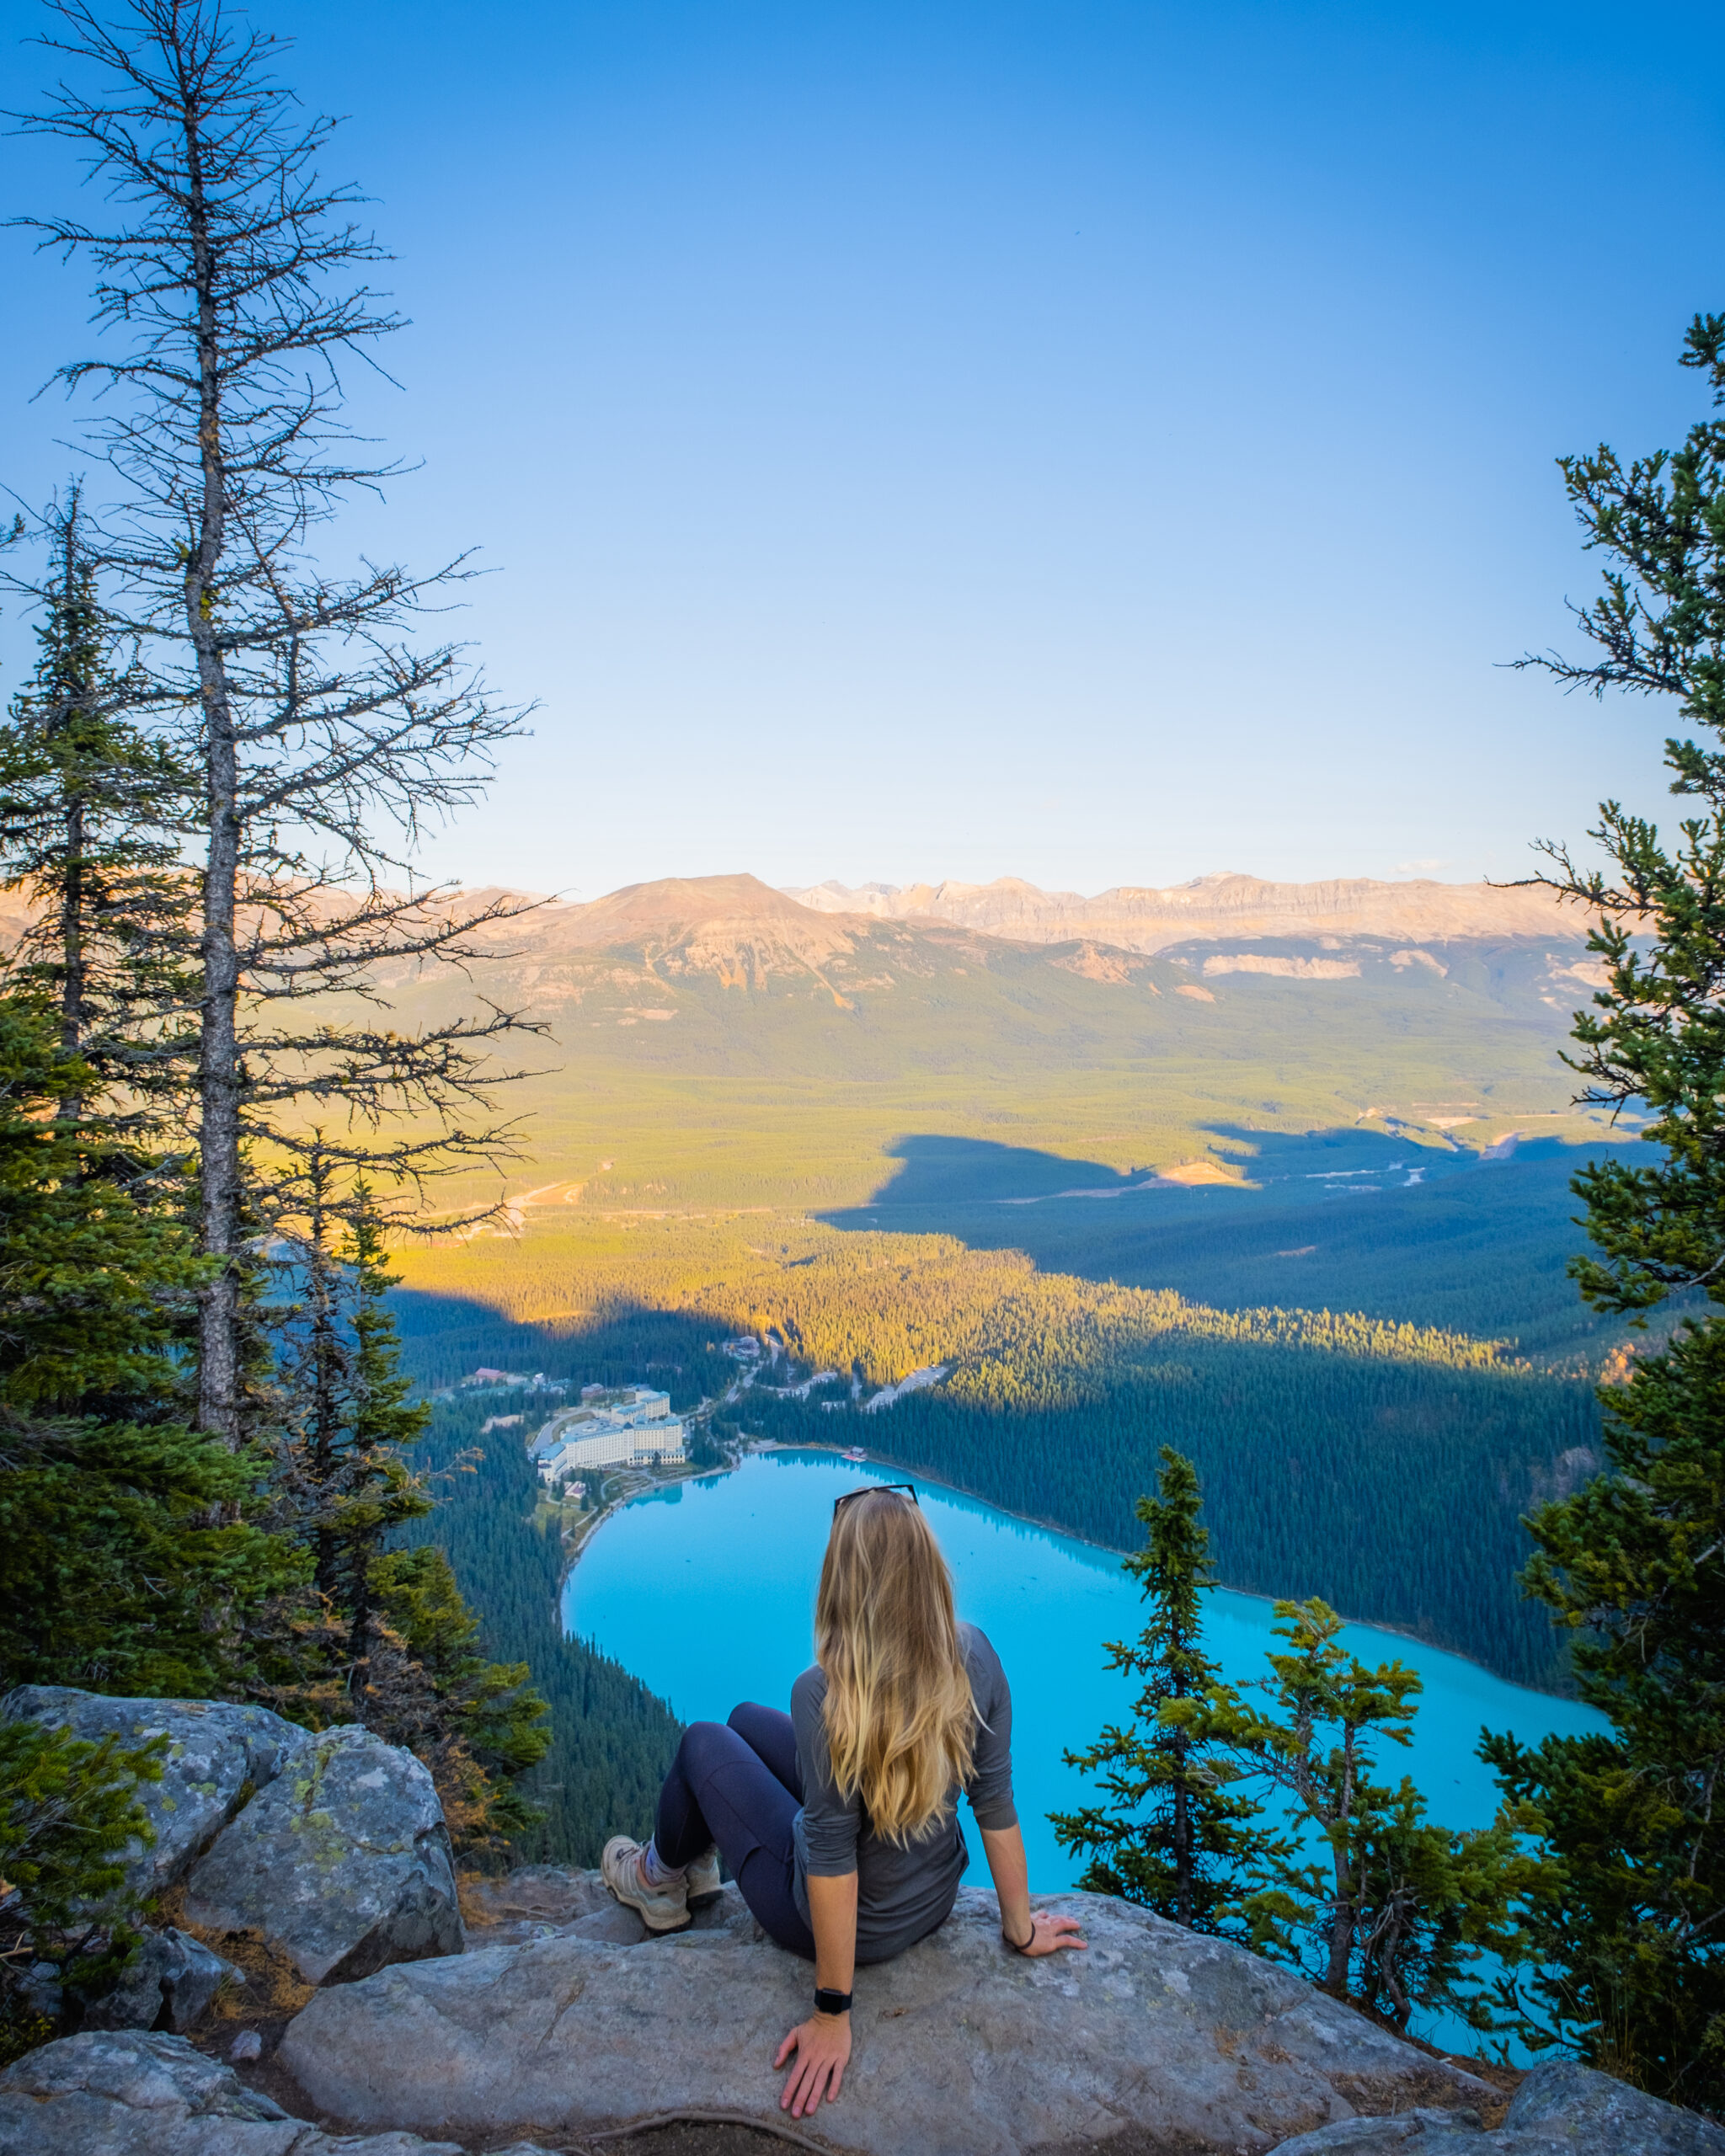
[359,870,1618,1222]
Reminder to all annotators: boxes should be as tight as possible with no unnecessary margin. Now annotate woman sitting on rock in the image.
[602,1481,1086,2120]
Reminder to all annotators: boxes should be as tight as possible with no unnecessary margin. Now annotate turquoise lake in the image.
[562,1447,1605,1905]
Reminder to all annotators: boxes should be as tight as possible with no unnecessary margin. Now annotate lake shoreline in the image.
[814,1438,1576,1694]
[558,1437,1574,1700]
[558,1444,1605,1966]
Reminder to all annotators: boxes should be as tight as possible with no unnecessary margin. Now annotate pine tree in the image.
[0,1716,163,2064]
[265,1163,547,1849]
[1483,308,1725,2109]
[1050,1446,1274,1935]
[14,0,542,1448]
[1,0,554,1889]
[369,1545,550,1854]
[348,1214,549,1854]
[0,494,193,1113]
[1199,1599,1522,2030]
[1482,1321,1725,2096]
[276,1160,434,1667]
[0,995,301,1696]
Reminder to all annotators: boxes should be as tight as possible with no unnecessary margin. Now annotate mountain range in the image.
[341,866,1619,1238]
[426,869,1589,1004]
[783,871,1575,950]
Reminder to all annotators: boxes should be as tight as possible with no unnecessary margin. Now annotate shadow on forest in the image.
[389,1289,738,1397]
[831,1124,1493,1216]
[818,1128,1618,1355]
[385,1126,1628,1386]
[391,1264,1589,1700]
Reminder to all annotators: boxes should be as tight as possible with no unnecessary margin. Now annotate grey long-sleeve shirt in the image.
[790,1621,1017,1964]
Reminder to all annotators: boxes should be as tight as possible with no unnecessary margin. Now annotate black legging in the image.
[654,1701,817,1960]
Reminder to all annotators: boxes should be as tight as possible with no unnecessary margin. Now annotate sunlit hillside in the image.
[372,873,1645,1694]
[367,872,1622,1216]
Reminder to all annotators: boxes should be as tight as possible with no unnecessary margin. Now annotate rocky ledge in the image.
[3,1680,1719,2155]
[0,2029,560,2156]
[8,1897,1724,2156]
[275,1876,1721,2156]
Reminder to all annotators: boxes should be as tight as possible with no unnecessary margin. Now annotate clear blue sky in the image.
[3,0,1723,900]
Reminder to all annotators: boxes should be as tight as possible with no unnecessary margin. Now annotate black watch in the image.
[813,1986,852,2016]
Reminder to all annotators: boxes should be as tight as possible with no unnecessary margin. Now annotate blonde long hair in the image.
[815,1489,976,1844]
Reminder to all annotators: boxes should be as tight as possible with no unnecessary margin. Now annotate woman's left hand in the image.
[776,2009,852,2116]
[1011,1911,1087,1956]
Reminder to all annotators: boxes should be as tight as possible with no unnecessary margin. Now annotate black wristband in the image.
[1002,1919,1035,1954]
[814,1986,852,2015]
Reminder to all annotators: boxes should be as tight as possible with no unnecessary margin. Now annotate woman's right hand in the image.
[775,2009,852,2117]
[1008,1909,1087,1957]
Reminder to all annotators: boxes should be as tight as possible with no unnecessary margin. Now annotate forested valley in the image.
[392,1212,1603,1692]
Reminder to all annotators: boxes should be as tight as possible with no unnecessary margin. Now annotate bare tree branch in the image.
[9,1,549,1442]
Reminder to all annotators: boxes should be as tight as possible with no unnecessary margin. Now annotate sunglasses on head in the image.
[833,1481,918,1517]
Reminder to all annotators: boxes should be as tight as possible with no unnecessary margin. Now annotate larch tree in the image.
[12,0,544,1446]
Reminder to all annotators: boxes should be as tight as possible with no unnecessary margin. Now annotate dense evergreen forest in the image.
[834,1131,1649,1365]
[393,1389,681,1861]
[395,1214,1549,1386]
[742,1359,1594,1688]
[392,1215,1599,1692]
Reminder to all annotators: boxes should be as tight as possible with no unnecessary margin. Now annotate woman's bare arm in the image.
[775,1870,857,2118]
[980,1824,1087,1956]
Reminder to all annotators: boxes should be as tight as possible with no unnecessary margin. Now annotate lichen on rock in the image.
[0,2029,558,2155]
[1,1687,312,1897]
[184,1726,462,1985]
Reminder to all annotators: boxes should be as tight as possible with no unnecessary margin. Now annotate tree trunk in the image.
[59,787,87,1129]
[1325,1878,1354,1995]
[1172,1719,1193,1928]
[183,115,243,1447]
[56,521,87,1119]
[1323,1723,1360,1994]
[1325,1793,1356,1995]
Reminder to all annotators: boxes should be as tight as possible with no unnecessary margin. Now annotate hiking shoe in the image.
[602,1835,690,1934]
[686,1844,724,1909]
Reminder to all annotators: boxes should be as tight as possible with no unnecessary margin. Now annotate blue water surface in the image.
[562,1448,1605,1904]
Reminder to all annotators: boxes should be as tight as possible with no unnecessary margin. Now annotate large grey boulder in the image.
[280,1884,1498,2155]
[183,1725,462,1985]
[1272,2057,1725,2153]
[1269,2118,1485,2152]
[0,1689,311,1897]
[0,2030,558,2156]
[1504,2057,1725,2149]
[79,1927,242,2034]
